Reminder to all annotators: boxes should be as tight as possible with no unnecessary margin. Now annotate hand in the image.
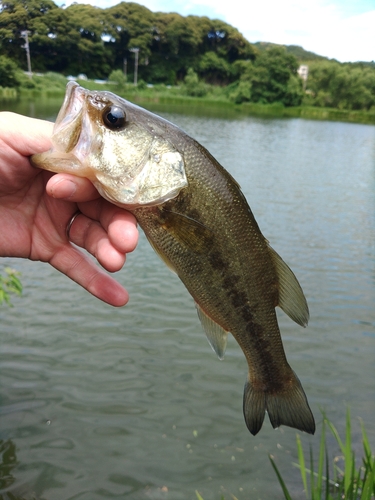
[0,112,138,306]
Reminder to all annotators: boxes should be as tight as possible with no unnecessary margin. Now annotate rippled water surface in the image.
[1,97,375,500]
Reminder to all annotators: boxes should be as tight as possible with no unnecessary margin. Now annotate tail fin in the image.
[243,371,315,436]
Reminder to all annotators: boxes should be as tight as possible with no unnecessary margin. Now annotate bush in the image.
[109,69,127,88]
[0,56,21,88]
[183,68,208,97]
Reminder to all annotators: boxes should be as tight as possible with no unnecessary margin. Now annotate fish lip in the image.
[51,82,88,154]
[55,81,83,129]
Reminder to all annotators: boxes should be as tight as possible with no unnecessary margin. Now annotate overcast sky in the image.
[56,0,375,63]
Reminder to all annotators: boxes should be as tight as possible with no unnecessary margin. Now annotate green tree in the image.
[0,0,60,69]
[198,51,232,84]
[62,3,113,78]
[105,2,154,80]
[306,60,375,110]
[0,56,21,87]
[250,46,303,105]
[230,48,303,106]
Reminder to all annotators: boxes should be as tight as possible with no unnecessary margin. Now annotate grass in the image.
[270,409,375,500]
[0,87,17,99]
[194,410,374,500]
[0,267,22,306]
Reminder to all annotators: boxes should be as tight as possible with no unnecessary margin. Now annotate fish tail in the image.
[243,371,315,436]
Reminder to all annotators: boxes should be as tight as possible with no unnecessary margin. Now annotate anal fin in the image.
[268,244,309,327]
[196,304,228,360]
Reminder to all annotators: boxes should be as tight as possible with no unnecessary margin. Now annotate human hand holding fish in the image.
[0,111,138,306]
[29,82,315,436]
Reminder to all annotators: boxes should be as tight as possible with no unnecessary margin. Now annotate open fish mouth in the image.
[31,82,92,176]
[52,82,86,154]
[55,81,85,130]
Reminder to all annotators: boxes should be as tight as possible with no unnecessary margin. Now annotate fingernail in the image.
[51,179,77,198]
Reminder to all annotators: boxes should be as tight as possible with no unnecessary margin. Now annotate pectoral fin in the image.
[160,209,214,254]
[196,304,228,360]
[142,209,214,273]
[268,245,309,327]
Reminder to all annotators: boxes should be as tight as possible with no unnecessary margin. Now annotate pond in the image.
[1,95,375,500]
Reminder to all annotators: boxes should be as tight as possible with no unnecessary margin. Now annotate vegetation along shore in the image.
[1,0,375,124]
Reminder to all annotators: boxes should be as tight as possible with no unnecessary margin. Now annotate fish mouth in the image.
[52,81,88,154]
[55,81,82,129]
[31,82,93,175]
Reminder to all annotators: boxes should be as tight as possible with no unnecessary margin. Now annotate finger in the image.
[50,244,129,306]
[46,174,100,201]
[1,113,53,155]
[77,198,139,255]
[104,210,139,255]
[68,213,126,273]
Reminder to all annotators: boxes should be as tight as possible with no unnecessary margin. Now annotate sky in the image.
[56,0,375,63]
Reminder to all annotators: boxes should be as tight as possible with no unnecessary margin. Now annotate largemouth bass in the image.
[31,82,315,436]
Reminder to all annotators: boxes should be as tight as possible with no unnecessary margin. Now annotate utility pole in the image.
[130,48,139,86]
[20,30,32,78]
[123,57,127,80]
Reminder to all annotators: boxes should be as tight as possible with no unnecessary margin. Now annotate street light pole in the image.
[20,30,32,78]
[130,48,139,86]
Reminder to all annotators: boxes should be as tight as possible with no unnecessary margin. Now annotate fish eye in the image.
[103,105,126,130]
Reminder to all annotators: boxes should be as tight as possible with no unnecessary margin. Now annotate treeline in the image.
[0,0,256,83]
[1,0,375,112]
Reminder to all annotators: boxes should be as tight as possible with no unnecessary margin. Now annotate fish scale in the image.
[31,82,315,436]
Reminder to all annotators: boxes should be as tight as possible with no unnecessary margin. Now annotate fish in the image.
[31,81,315,436]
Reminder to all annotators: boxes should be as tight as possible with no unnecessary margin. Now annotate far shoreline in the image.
[1,79,375,126]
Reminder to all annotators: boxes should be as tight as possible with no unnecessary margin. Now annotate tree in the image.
[0,55,21,87]
[306,60,375,110]
[198,51,232,84]
[0,0,60,69]
[105,2,154,80]
[250,47,303,105]
[62,3,113,78]
[230,47,303,106]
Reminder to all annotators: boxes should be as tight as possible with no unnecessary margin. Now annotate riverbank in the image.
[1,79,375,125]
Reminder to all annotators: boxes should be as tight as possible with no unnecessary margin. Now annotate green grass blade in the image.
[309,445,315,498]
[317,419,326,495]
[324,445,331,500]
[360,426,375,500]
[326,418,344,454]
[296,434,308,497]
[360,457,375,500]
[344,408,354,495]
[269,455,293,500]
[270,411,374,500]
[195,491,204,500]
[361,419,372,464]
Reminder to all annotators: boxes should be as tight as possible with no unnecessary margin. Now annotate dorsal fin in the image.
[196,304,228,360]
[268,245,309,327]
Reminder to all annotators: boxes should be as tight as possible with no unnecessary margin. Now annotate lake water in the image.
[1,96,374,500]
